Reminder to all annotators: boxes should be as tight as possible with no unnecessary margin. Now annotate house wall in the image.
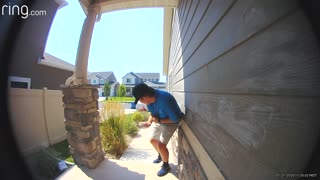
[90,77,105,85]
[107,73,117,83]
[167,0,320,179]
[8,88,66,154]
[9,0,73,90]
[123,73,138,85]
[89,73,117,86]
[110,82,119,97]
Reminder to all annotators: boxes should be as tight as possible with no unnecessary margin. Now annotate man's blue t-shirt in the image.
[147,89,182,123]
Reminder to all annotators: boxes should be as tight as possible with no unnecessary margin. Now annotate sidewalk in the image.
[57,125,178,180]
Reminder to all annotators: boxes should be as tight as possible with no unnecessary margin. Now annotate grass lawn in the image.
[105,97,135,102]
[25,140,73,179]
[47,140,74,163]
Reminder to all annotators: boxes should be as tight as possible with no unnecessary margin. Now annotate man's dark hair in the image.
[132,83,155,104]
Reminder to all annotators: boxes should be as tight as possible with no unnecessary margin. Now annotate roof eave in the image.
[163,7,173,76]
[78,0,179,15]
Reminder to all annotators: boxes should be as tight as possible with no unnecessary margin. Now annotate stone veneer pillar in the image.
[61,84,104,169]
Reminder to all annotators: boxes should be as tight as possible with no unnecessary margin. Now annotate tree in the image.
[118,83,126,98]
[103,83,111,100]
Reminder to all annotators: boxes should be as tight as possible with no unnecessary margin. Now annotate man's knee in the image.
[150,138,158,145]
[157,142,167,149]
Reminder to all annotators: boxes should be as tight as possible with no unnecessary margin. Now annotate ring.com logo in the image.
[1,2,46,19]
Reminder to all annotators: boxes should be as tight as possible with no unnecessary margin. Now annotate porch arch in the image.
[66,0,178,85]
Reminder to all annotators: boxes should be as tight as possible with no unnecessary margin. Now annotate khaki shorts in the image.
[150,123,178,144]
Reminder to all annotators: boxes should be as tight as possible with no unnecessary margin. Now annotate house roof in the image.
[88,71,115,81]
[144,80,166,88]
[135,73,160,80]
[123,72,160,80]
[39,53,75,72]
[123,72,140,79]
[55,0,68,9]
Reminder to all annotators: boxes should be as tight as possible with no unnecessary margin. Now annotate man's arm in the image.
[143,114,163,126]
[152,116,176,124]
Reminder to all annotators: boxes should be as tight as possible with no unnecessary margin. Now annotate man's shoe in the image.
[153,154,162,163]
[157,165,171,177]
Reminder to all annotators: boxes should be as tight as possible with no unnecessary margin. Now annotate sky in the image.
[45,1,166,83]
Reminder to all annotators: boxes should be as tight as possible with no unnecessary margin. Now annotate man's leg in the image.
[150,139,162,163]
[150,139,160,152]
[157,142,169,163]
[150,124,162,163]
[156,124,178,176]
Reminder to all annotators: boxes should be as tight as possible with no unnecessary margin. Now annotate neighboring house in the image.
[110,81,119,97]
[87,72,117,97]
[122,72,166,96]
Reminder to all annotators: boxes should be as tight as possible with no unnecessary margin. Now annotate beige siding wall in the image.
[8,88,66,154]
[168,0,320,179]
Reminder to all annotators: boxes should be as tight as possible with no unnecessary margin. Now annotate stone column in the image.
[61,84,104,169]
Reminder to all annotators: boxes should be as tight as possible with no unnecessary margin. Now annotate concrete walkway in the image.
[57,125,178,180]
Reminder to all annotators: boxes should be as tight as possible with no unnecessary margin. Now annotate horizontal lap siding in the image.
[184,93,319,179]
[173,0,231,84]
[174,10,320,96]
[168,0,320,179]
[169,0,187,71]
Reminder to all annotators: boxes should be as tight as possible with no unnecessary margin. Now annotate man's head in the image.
[132,83,156,105]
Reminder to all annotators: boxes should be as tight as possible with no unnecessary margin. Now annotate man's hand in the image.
[138,121,151,128]
[151,115,160,124]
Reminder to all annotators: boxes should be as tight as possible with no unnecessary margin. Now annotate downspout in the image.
[42,87,52,146]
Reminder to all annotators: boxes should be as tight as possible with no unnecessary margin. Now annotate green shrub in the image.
[131,111,145,122]
[140,111,150,121]
[124,116,139,136]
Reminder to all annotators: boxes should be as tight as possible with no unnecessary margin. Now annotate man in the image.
[132,83,182,177]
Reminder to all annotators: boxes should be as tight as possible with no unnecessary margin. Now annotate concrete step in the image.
[57,159,178,180]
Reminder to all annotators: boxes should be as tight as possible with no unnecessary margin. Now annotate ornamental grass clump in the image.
[100,102,127,158]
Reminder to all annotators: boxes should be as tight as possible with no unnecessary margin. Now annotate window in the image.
[126,78,131,83]
[8,76,31,89]
[100,79,105,83]
[92,80,97,84]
